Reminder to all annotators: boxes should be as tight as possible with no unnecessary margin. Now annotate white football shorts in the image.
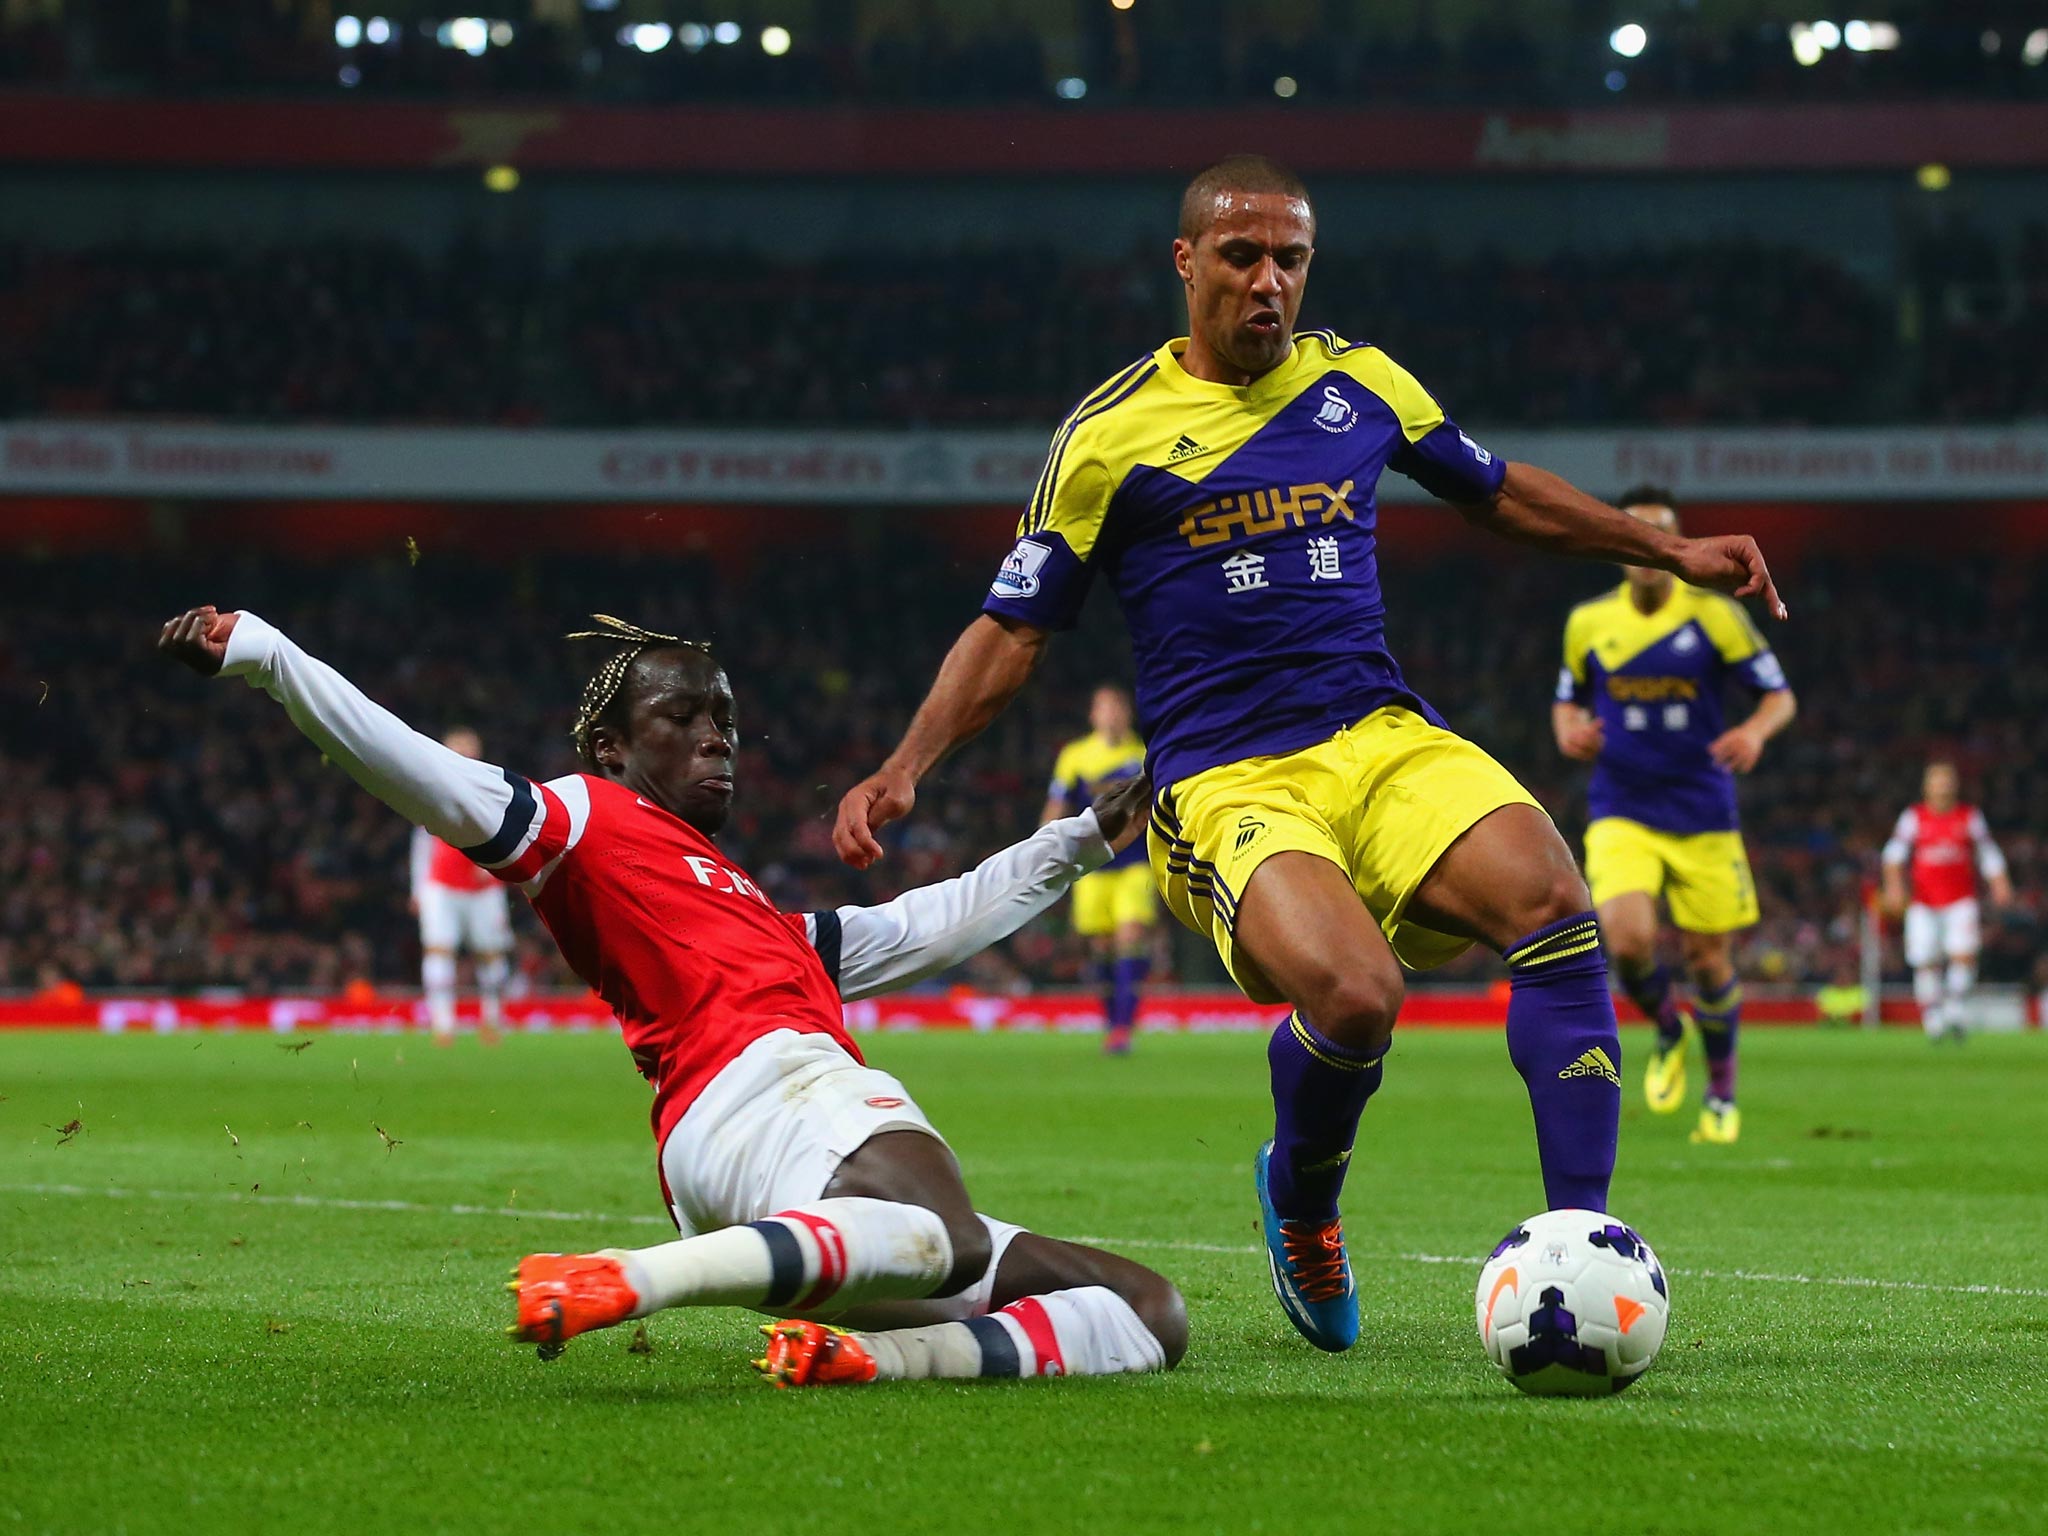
[658,1029,1020,1324]
[1904,898,1979,967]
[417,883,512,953]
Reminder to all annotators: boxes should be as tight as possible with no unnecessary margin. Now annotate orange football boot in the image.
[505,1252,640,1360]
[752,1320,879,1389]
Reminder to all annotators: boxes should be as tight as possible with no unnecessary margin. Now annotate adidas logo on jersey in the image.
[1558,1047,1621,1087]
[1167,433,1206,463]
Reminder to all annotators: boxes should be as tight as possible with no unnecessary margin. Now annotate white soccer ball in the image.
[1474,1208,1670,1396]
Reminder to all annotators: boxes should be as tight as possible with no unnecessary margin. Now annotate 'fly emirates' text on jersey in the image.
[1558,582,1790,834]
[983,333,1506,792]
[217,613,1112,1153]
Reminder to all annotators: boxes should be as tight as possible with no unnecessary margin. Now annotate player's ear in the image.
[589,724,626,774]
[1172,236,1195,285]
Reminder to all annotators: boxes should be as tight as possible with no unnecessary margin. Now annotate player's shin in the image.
[422,951,457,1037]
[1504,913,1621,1213]
[1618,959,1685,1048]
[1695,976,1742,1102]
[1914,967,1947,1038]
[1110,954,1149,1031]
[1944,959,1975,1034]
[1265,1010,1384,1220]
[851,1287,1169,1381]
[475,952,509,1029]
[613,1197,955,1317]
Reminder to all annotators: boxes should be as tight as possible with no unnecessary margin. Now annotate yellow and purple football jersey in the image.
[1048,730,1148,870]
[984,333,1505,792]
[1558,582,1790,834]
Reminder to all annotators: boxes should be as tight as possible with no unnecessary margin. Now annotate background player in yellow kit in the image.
[1554,488,1797,1144]
[1042,685,1156,1054]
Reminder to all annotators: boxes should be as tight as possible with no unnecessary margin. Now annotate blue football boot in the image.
[1254,1140,1358,1352]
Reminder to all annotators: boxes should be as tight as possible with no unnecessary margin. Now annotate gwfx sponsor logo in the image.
[1605,675,1700,703]
[1178,479,1356,550]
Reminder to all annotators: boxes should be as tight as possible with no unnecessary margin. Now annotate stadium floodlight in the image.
[2026,29,2048,65]
[1789,24,1824,65]
[761,25,791,56]
[1112,0,1136,9]
[365,16,392,44]
[1055,75,1087,99]
[338,65,362,86]
[1981,30,2001,55]
[1609,23,1647,58]
[1865,21,1899,48]
[1273,75,1298,98]
[489,21,513,46]
[335,15,363,48]
[1843,20,1871,51]
[620,23,672,51]
[583,0,620,9]
[438,17,489,54]
[1605,69,1627,91]
[1810,19,1841,49]
[712,20,741,44]
[677,22,709,49]
[484,165,520,192]
[1917,163,1952,192]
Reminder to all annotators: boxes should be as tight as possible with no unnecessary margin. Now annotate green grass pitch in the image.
[3,1026,2045,1535]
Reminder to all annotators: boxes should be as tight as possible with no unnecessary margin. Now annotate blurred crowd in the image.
[2,537,2041,999]
[3,0,2046,108]
[7,222,2044,428]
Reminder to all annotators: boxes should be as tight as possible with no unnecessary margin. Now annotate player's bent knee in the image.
[934,1212,994,1299]
[1314,969,1404,1055]
[1133,1272,1189,1368]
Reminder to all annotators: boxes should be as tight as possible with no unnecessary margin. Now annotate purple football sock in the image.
[1266,1010,1385,1221]
[1695,977,1742,1102]
[1110,955,1149,1030]
[1619,959,1685,1048]
[1504,912,1621,1213]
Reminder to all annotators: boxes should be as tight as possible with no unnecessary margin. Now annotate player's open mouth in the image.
[1246,313,1281,335]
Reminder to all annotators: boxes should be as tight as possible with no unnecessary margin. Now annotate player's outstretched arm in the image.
[826,774,1148,1001]
[833,613,1049,869]
[158,606,525,853]
[1462,463,1788,621]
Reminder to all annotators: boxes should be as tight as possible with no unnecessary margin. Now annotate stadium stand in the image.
[6,225,2043,427]
[3,536,2039,997]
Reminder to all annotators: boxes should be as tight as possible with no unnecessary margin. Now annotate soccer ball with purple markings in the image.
[1474,1208,1670,1396]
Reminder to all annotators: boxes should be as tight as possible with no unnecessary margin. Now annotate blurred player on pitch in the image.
[1043,686,1155,1054]
[1553,487,1796,1145]
[412,726,511,1045]
[1881,761,2011,1043]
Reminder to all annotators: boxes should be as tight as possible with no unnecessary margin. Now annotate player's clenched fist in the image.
[1090,772,1152,855]
[158,606,240,676]
[833,767,916,869]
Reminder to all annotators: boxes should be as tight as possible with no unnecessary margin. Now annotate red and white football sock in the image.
[422,951,458,1036]
[609,1198,954,1318]
[855,1286,1168,1380]
[475,952,509,1029]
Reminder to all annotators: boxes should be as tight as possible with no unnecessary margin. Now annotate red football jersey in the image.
[425,836,493,892]
[1895,802,1988,909]
[496,773,859,1147]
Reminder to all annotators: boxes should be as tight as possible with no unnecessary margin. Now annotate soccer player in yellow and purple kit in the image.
[1042,685,1156,1054]
[1553,488,1796,1146]
[834,155,1786,1355]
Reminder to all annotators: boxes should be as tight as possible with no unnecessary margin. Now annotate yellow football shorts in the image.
[1147,706,1540,1002]
[1583,817,1758,934]
[1071,863,1158,937]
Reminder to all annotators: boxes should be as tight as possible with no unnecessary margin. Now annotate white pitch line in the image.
[10,1182,2048,1301]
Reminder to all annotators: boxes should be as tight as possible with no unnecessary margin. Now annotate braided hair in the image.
[566,614,712,770]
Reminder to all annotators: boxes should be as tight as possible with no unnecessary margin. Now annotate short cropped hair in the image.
[1178,155,1314,242]
[1616,484,1679,514]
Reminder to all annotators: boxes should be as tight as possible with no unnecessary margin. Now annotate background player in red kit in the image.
[411,726,511,1045]
[159,606,1185,1388]
[1881,760,2011,1042]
